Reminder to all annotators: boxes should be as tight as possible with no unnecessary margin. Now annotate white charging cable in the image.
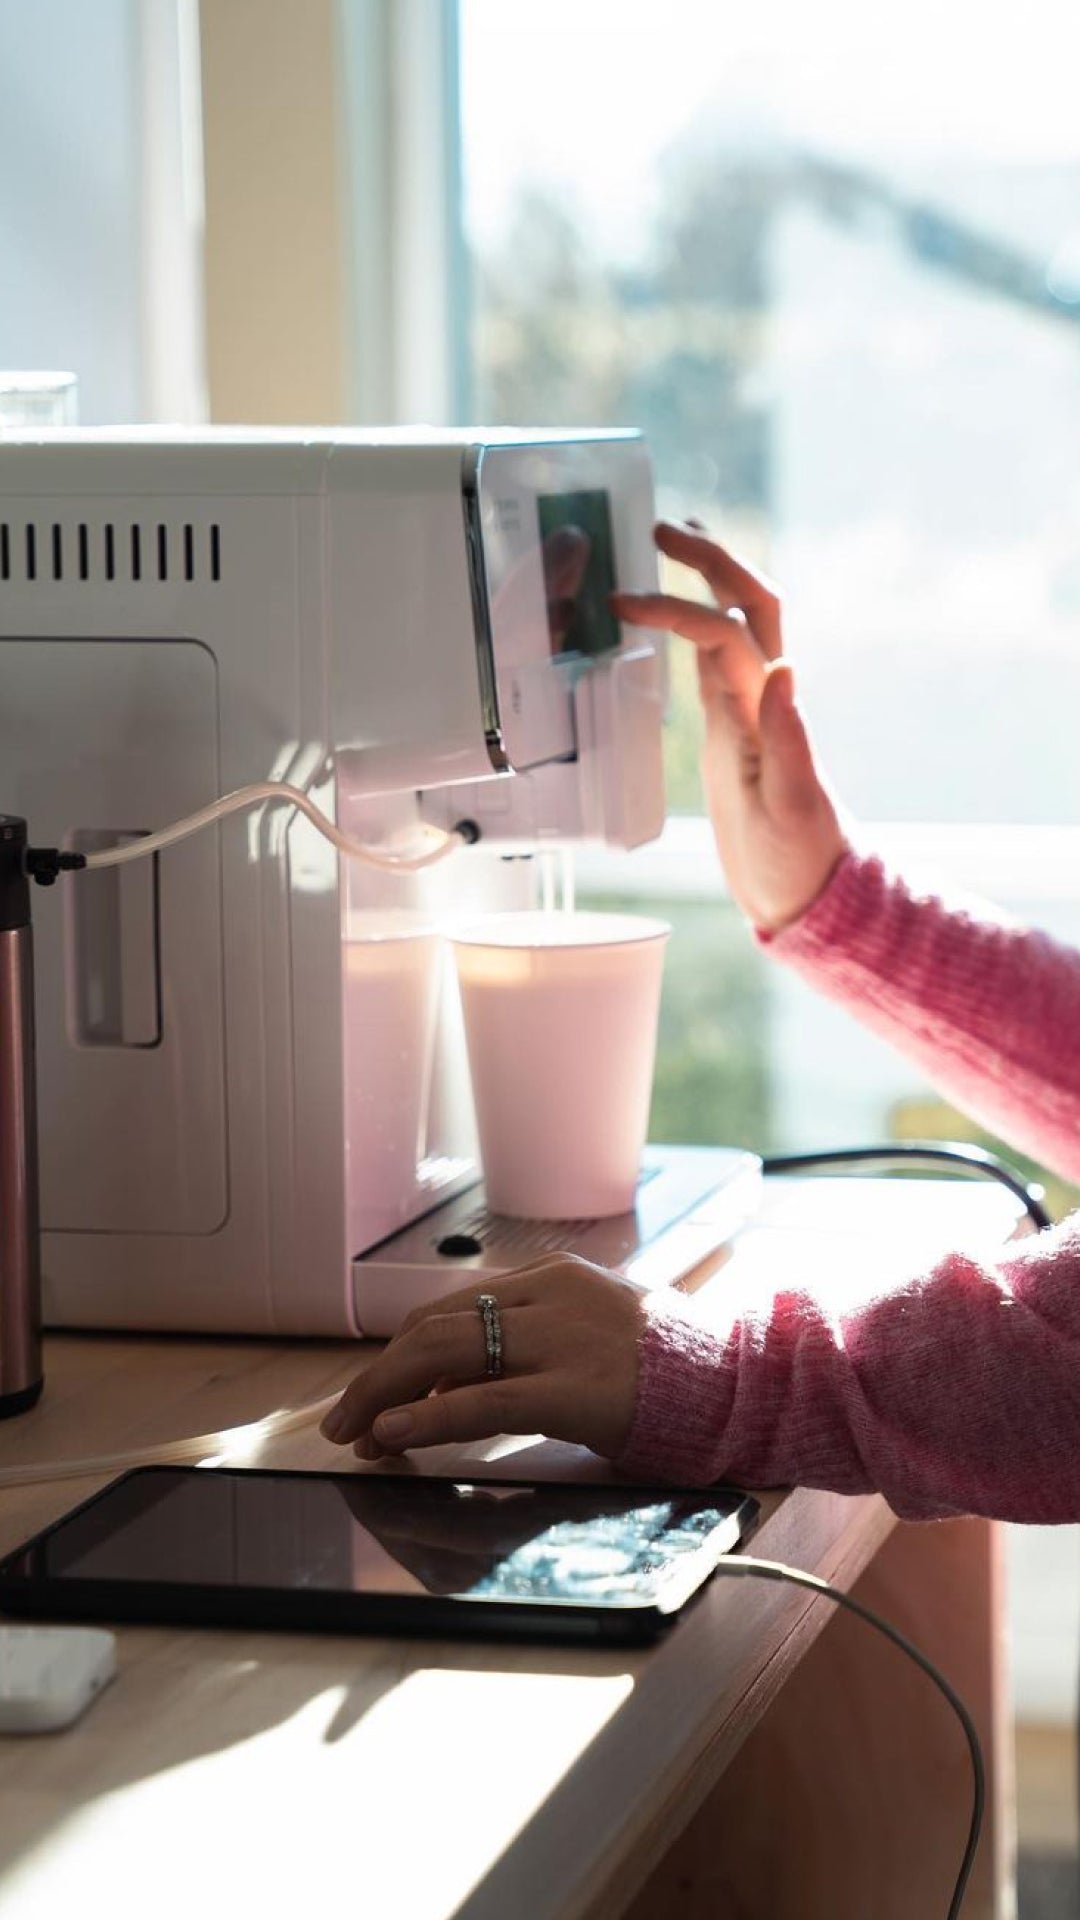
[80,780,469,874]
[712,1555,983,1920]
[6,779,469,1487]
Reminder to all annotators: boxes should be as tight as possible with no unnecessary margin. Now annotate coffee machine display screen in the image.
[464,434,657,773]
[537,489,621,660]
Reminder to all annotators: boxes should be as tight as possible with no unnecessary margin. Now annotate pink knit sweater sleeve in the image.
[616,849,1080,1521]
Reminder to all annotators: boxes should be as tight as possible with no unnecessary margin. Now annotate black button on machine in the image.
[436,1233,484,1258]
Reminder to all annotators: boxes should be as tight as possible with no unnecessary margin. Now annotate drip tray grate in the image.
[352,1144,762,1338]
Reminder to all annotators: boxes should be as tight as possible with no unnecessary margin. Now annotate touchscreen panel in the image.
[9,1469,752,1611]
[465,435,657,774]
[536,489,621,660]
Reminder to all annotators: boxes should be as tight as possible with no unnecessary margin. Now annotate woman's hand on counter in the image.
[319,1257,646,1463]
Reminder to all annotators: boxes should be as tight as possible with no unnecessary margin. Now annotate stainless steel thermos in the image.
[0,816,42,1416]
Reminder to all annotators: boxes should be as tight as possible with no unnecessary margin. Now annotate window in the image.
[459,0,1080,1186]
[460,16,1080,1748]
[460,0,1080,827]
[0,0,203,424]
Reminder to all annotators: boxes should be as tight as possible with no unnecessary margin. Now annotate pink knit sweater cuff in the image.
[614,1298,740,1487]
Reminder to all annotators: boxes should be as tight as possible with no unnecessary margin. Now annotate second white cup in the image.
[451,911,670,1220]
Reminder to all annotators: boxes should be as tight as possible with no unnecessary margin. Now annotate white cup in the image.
[0,372,78,428]
[343,914,441,1241]
[451,911,670,1220]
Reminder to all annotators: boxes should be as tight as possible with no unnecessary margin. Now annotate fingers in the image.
[614,521,783,663]
[321,1304,559,1458]
[321,1260,589,1446]
[388,1255,586,1343]
[758,662,820,810]
[321,1309,492,1445]
[655,522,784,659]
[361,1376,554,1456]
[320,1255,643,1463]
[696,651,763,752]
[611,592,757,655]
[612,591,767,731]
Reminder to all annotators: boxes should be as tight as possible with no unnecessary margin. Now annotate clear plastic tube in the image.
[0,1391,340,1489]
[83,781,463,874]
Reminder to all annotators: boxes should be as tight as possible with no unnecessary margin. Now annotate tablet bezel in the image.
[0,1465,759,1646]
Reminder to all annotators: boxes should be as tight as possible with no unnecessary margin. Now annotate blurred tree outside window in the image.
[459,0,1080,1201]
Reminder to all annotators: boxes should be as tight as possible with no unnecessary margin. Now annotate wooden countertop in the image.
[0,1176,1020,1919]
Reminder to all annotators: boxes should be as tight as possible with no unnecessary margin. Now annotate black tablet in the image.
[0,1465,759,1645]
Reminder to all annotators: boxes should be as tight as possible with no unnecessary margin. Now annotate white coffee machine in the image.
[0,428,759,1337]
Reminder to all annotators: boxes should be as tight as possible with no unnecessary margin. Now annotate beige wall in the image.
[199,0,349,423]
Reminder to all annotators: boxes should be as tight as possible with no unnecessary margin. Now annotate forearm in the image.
[616,1217,1080,1522]
[766,849,1080,1184]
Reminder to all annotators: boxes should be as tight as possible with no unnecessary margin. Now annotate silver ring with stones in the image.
[476,1293,503,1379]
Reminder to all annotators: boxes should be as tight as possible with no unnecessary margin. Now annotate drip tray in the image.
[352,1144,762,1337]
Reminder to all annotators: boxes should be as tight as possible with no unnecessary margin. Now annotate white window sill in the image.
[576,816,1080,909]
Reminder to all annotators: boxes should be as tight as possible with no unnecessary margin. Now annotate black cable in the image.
[761,1138,1053,1232]
[713,1554,984,1920]
[740,1134,1047,1912]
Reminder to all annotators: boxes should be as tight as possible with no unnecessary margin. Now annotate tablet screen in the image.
[5,1468,755,1615]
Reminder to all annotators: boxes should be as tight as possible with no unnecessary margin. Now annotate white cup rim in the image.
[346,911,440,943]
[449,910,671,952]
